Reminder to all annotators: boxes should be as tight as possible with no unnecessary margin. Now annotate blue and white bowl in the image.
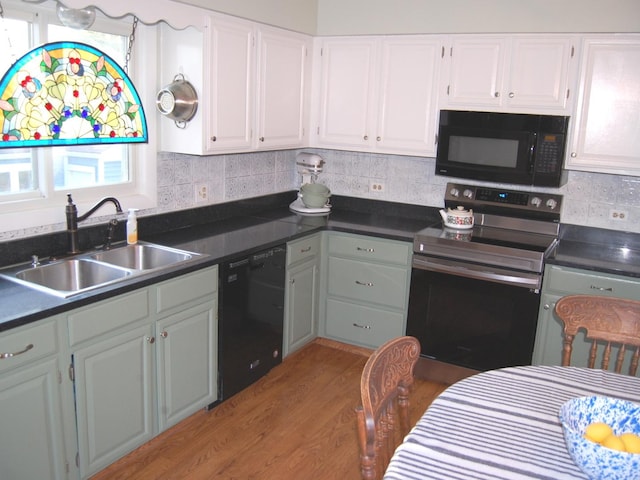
[559,396,640,480]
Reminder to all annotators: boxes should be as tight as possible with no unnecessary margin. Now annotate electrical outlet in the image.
[370,181,385,193]
[195,184,208,203]
[609,209,628,221]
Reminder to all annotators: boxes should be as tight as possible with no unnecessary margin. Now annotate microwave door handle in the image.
[528,132,538,174]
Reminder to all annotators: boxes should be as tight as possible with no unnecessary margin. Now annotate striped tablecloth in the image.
[384,365,640,480]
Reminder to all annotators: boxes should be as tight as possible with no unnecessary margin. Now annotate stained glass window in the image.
[0,41,148,148]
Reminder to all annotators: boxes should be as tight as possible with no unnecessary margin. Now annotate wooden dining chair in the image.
[355,336,421,480]
[555,295,640,375]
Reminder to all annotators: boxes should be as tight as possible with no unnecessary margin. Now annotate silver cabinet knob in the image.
[259,137,265,142]
[376,136,381,141]
[363,135,368,140]
[494,91,500,97]
[509,92,515,98]
[160,331,168,338]
[571,152,577,157]
[211,136,217,142]
[146,336,155,344]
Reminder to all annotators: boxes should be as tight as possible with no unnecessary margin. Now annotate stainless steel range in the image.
[407,182,562,381]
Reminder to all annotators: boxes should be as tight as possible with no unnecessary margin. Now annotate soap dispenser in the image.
[126,208,139,245]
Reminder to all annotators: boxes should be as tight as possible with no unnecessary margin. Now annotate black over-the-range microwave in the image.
[435,110,570,187]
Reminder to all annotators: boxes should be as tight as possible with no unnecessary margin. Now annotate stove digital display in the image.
[476,188,529,206]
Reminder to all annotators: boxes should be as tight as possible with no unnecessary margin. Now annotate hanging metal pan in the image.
[156,74,198,128]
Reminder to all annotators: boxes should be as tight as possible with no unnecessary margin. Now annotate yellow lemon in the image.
[584,422,614,443]
[619,433,640,454]
[602,434,626,452]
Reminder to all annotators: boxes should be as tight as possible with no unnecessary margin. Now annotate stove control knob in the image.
[449,187,460,197]
[463,189,473,199]
[546,198,558,210]
[531,197,542,208]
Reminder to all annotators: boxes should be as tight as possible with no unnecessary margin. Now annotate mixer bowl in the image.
[300,183,330,208]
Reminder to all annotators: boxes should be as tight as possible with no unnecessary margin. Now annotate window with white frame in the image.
[0,0,155,234]
[0,8,132,198]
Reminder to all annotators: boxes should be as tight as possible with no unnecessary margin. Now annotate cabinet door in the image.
[256,27,309,149]
[376,37,443,156]
[507,36,575,111]
[285,259,318,356]
[74,324,155,477]
[317,38,377,148]
[208,16,254,151]
[0,358,67,480]
[156,301,218,431]
[567,36,640,175]
[445,36,507,109]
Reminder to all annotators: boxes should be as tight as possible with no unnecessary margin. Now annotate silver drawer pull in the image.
[590,285,613,292]
[356,247,375,253]
[300,246,312,253]
[355,280,374,287]
[353,323,372,330]
[0,343,34,359]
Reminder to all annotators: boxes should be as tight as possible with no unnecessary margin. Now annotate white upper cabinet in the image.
[256,26,310,149]
[566,35,640,175]
[443,35,578,114]
[158,14,311,155]
[314,36,445,156]
[315,37,377,150]
[207,16,255,152]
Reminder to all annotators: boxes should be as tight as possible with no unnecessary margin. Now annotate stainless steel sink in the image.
[14,259,132,297]
[91,243,194,270]
[0,242,203,297]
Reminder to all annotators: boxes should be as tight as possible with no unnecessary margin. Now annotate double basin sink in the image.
[0,242,204,298]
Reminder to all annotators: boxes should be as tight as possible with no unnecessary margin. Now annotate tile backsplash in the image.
[4,148,640,241]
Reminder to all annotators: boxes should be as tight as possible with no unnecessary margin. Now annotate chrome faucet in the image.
[66,194,123,254]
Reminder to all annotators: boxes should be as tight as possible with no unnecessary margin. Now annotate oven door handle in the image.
[412,255,541,291]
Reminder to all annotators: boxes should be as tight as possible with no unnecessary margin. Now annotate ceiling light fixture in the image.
[56,2,96,30]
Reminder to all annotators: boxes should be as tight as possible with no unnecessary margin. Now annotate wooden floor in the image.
[91,339,448,480]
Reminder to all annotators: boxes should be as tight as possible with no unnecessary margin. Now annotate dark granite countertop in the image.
[0,193,438,331]
[1,192,639,332]
[547,224,640,278]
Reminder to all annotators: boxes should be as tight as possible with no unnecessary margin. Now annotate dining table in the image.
[383,365,640,480]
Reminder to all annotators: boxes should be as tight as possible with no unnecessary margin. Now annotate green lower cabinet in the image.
[285,258,319,356]
[533,264,640,376]
[285,234,321,357]
[321,233,411,349]
[67,265,219,478]
[156,300,217,431]
[0,316,72,480]
[0,358,68,480]
[73,322,156,477]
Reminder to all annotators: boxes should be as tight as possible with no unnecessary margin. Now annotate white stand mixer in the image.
[290,153,331,215]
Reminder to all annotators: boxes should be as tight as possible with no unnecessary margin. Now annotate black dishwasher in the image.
[218,245,286,401]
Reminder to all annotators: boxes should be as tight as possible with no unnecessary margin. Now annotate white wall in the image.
[170,0,318,33]
[316,0,640,35]
[171,0,640,35]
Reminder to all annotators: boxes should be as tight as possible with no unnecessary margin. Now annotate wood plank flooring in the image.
[91,339,448,480]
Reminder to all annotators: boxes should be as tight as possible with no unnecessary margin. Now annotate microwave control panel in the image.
[534,133,565,174]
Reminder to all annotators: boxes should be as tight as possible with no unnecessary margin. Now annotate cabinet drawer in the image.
[0,319,59,373]
[325,298,404,349]
[328,234,410,265]
[545,265,640,300]
[327,257,408,308]
[68,289,150,346]
[156,266,218,314]
[287,234,320,265]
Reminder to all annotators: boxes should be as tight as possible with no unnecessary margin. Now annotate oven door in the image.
[407,255,541,372]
